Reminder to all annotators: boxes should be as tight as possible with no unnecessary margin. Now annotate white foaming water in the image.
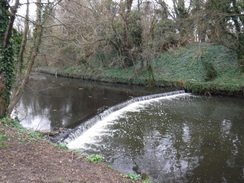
[67,92,191,149]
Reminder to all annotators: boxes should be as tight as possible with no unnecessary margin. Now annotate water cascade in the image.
[62,90,189,144]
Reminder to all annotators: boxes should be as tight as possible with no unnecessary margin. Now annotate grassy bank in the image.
[37,44,244,95]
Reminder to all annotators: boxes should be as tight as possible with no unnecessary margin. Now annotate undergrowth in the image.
[37,44,244,95]
[1,118,43,143]
[86,154,103,163]
[53,143,69,150]
[124,173,141,181]
[0,128,8,148]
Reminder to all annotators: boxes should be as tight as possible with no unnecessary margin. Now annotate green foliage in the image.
[124,173,141,181]
[11,29,22,56]
[142,179,151,183]
[2,118,43,142]
[147,64,155,86]
[38,44,244,95]
[203,0,243,69]
[24,130,43,140]
[124,172,151,182]
[0,134,8,148]
[38,0,244,74]
[2,117,21,128]
[153,19,181,51]
[107,165,112,169]
[1,45,15,90]
[0,127,8,148]
[103,11,143,67]
[238,59,244,72]
[0,0,20,117]
[202,60,217,81]
[53,143,69,150]
[0,1,9,36]
[237,34,244,72]
[128,12,143,47]
[86,154,103,163]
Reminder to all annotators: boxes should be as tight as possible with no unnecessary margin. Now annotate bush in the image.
[124,173,141,181]
[202,60,217,81]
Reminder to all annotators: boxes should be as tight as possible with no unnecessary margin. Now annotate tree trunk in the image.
[3,0,19,47]
[0,74,6,116]
[8,0,44,116]
[16,0,29,78]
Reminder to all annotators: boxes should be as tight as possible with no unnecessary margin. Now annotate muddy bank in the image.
[0,120,140,183]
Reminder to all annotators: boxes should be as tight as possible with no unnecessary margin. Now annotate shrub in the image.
[202,60,217,81]
[86,154,103,163]
[124,173,141,181]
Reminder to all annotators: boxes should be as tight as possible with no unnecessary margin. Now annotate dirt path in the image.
[0,123,139,183]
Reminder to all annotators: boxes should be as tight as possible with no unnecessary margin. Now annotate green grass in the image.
[37,44,244,95]
[152,44,239,82]
[124,173,141,181]
[142,179,151,183]
[0,128,8,148]
[53,143,69,150]
[86,154,103,163]
[1,118,43,143]
[2,117,23,129]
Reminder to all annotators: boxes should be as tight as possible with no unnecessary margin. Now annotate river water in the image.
[14,74,244,183]
[13,73,167,131]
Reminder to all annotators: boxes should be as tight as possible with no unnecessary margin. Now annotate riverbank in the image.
[0,119,140,183]
[36,44,244,96]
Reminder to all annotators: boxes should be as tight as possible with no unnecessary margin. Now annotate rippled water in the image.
[68,94,244,183]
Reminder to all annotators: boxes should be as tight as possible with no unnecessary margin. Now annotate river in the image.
[13,73,244,183]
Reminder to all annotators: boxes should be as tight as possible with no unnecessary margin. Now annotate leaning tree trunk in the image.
[16,0,29,78]
[8,0,44,116]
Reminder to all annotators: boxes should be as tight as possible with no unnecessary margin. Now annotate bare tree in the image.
[16,0,29,77]
[39,0,243,73]
[8,0,58,116]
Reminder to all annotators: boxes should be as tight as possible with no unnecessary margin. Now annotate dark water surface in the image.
[14,74,244,183]
[13,73,170,131]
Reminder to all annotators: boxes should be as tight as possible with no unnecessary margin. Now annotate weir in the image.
[61,90,188,144]
[15,74,244,183]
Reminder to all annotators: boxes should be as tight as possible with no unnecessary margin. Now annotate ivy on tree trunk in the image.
[0,0,15,118]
